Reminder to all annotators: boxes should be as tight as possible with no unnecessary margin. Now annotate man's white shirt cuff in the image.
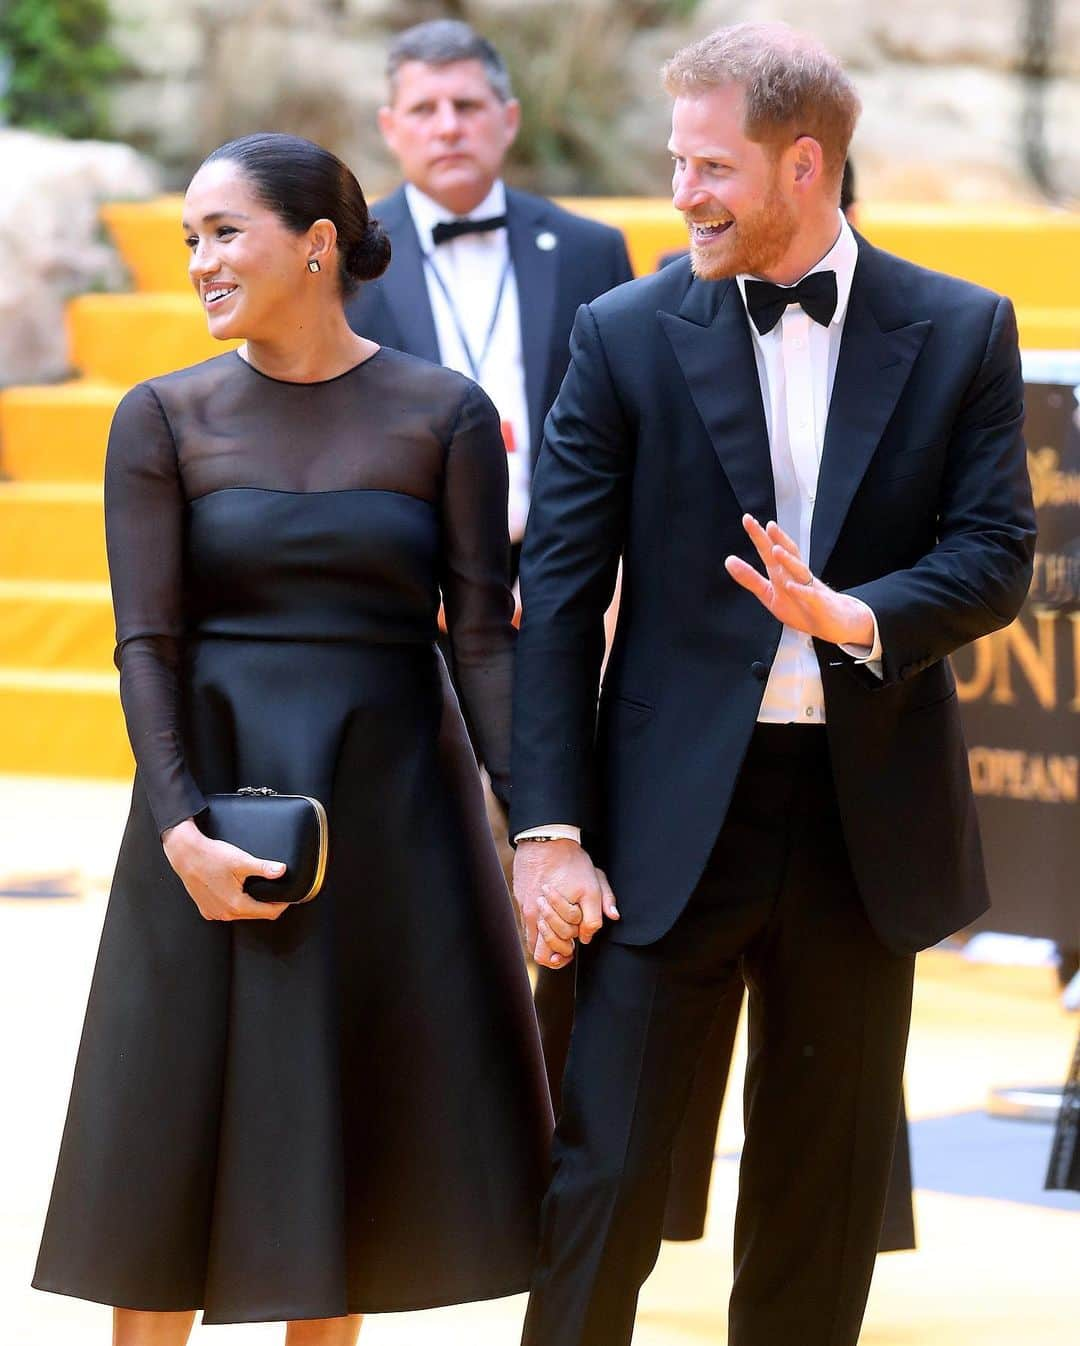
[515,824,582,845]
[839,601,883,678]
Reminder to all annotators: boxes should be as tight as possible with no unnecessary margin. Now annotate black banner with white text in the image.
[954,360,1080,944]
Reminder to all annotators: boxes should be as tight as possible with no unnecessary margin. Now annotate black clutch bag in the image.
[200,787,329,904]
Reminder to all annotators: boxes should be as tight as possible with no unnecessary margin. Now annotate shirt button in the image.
[792,337,805,350]
[805,706,815,718]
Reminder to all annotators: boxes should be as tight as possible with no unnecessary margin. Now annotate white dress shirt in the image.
[738,213,880,724]
[517,213,880,845]
[405,181,532,542]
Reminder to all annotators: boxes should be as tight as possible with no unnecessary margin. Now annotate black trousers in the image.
[521,726,916,1346]
[535,964,915,1248]
[535,955,742,1241]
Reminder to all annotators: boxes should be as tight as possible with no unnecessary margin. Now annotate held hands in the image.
[725,515,875,648]
[162,818,291,922]
[513,839,618,969]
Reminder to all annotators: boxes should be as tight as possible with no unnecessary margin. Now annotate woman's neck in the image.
[242,311,377,383]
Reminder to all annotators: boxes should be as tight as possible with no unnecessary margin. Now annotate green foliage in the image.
[0,0,124,139]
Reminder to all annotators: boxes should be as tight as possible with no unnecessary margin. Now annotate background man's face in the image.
[378,59,520,214]
[669,83,798,280]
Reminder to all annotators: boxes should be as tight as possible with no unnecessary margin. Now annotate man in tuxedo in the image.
[655,153,919,1254]
[511,22,1034,1346]
[346,18,633,577]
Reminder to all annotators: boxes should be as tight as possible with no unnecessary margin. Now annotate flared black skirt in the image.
[34,636,551,1323]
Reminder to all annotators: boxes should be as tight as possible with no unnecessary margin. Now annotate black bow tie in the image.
[743,271,838,336]
[431,214,508,246]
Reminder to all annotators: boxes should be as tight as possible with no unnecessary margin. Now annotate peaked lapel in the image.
[809,240,932,573]
[373,187,440,365]
[658,275,776,526]
[506,190,559,464]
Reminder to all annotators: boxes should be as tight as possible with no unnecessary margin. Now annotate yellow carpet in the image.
[1,772,1075,1346]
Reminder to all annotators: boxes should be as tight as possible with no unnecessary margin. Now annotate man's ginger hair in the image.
[662,23,861,190]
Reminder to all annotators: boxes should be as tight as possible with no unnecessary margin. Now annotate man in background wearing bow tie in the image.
[346,18,632,580]
[511,21,1035,1346]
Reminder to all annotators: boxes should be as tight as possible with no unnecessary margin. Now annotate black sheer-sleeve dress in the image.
[33,347,553,1325]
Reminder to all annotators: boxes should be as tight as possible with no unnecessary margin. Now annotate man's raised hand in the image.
[725,515,875,648]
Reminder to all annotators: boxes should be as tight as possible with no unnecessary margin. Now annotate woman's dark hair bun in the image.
[347,220,391,284]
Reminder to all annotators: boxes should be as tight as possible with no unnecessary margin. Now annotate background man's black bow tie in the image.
[431,215,508,246]
[744,271,838,335]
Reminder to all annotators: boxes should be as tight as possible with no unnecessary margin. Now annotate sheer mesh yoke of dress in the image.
[34,348,551,1324]
[106,348,516,832]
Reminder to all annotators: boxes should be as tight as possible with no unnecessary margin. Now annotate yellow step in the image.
[0,667,131,778]
[109,194,698,293]
[0,380,123,483]
[1014,307,1080,351]
[108,194,1080,310]
[566,199,1080,308]
[67,292,237,385]
[0,580,113,672]
[0,482,106,583]
[858,204,1080,310]
[558,197,689,281]
[103,196,189,293]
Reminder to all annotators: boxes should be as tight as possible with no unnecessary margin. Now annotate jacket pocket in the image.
[902,685,957,717]
[606,692,655,716]
[875,442,941,483]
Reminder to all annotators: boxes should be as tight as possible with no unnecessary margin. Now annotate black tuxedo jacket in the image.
[345,185,633,469]
[511,235,1036,954]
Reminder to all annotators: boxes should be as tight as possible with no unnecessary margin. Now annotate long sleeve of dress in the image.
[104,383,208,835]
[439,382,517,806]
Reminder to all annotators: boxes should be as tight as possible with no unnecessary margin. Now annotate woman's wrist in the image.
[161,817,200,855]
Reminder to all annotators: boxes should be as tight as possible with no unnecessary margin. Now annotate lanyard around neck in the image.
[422,248,512,384]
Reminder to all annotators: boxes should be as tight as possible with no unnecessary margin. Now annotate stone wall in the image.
[0,131,159,387]
[102,0,1079,203]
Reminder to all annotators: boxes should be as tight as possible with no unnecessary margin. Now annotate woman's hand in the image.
[161,819,291,922]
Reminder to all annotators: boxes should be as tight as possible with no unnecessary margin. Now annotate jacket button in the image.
[751,661,770,681]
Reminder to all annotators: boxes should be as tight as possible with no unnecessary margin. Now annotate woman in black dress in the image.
[34,133,552,1344]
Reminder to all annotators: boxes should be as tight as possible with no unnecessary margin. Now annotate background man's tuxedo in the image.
[512,235,1036,955]
[346,184,633,477]
[512,236,1034,1346]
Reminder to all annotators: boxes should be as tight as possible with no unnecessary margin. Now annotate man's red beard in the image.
[688,182,798,281]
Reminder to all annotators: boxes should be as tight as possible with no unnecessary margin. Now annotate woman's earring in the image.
[307,259,321,273]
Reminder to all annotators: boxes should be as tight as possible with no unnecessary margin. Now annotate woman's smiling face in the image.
[183,157,314,343]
